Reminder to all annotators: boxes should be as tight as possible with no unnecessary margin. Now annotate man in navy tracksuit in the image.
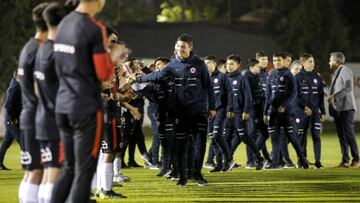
[138,57,178,176]
[295,54,325,169]
[224,55,263,170]
[0,72,21,170]
[255,52,272,167]
[243,59,272,168]
[136,34,215,186]
[204,56,235,173]
[264,52,309,169]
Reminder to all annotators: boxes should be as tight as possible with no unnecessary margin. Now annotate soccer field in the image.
[1,133,360,202]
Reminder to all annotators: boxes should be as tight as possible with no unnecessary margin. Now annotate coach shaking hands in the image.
[328,52,359,168]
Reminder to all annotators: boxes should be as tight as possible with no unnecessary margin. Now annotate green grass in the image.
[1,133,360,202]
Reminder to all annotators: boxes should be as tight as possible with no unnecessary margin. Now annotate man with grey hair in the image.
[328,52,359,168]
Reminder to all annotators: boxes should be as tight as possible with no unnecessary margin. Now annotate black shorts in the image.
[20,129,42,170]
[101,118,121,153]
[40,140,61,168]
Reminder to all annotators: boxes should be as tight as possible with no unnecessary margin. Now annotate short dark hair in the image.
[284,52,292,58]
[300,53,313,61]
[106,26,119,38]
[273,52,286,58]
[218,59,226,65]
[43,2,67,27]
[248,58,259,68]
[256,51,267,59]
[177,34,193,47]
[204,55,217,62]
[32,2,49,32]
[65,0,79,13]
[155,57,170,64]
[227,54,241,64]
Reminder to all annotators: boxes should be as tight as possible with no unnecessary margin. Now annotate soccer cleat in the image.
[99,190,127,199]
[90,189,100,198]
[113,174,130,182]
[203,162,215,169]
[112,182,122,187]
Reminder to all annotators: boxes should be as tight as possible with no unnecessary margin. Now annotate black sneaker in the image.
[299,158,310,169]
[203,162,216,169]
[0,163,10,170]
[193,174,208,186]
[283,161,296,169]
[176,179,187,186]
[255,160,264,170]
[264,160,272,168]
[140,154,153,166]
[245,162,256,169]
[157,169,168,177]
[221,161,236,172]
[99,190,127,199]
[233,163,242,168]
[315,161,324,169]
[209,165,222,173]
[127,161,142,168]
[264,164,282,170]
[166,170,179,179]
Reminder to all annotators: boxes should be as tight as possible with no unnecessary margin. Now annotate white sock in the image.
[23,183,39,203]
[43,183,54,203]
[37,183,46,203]
[100,163,113,191]
[91,171,97,191]
[113,158,121,176]
[18,180,27,203]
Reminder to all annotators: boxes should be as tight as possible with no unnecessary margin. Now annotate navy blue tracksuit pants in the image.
[268,112,305,166]
[297,111,322,163]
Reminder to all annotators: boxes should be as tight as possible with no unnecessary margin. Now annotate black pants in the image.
[122,111,148,163]
[268,112,305,166]
[158,108,177,172]
[298,111,322,162]
[0,117,20,164]
[51,111,102,203]
[175,112,207,181]
[333,110,359,163]
[224,113,262,161]
[208,108,232,165]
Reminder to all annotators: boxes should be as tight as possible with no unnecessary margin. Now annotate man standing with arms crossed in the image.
[51,0,114,202]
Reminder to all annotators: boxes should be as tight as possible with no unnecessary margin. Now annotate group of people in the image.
[0,0,359,202]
